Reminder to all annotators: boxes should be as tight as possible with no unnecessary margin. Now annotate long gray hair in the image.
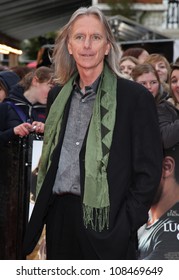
[52,6,122,85]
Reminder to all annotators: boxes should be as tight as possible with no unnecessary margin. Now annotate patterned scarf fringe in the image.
[83,204,110,232]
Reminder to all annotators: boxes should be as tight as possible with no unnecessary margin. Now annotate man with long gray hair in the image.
[24,6,163,260]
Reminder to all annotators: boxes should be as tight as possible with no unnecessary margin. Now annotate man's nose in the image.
[84,37,91,48]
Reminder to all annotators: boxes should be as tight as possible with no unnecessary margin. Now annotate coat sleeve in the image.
[127,89,163,231]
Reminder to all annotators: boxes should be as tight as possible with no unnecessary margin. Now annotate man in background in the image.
[138,144,179,260]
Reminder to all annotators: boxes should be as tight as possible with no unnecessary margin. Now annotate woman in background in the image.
[0,66,54,144]
[131,63,168,103]
[119,56,139,79]
[144,53,171,97]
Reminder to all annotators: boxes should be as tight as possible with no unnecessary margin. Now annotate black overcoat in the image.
[23,77,163,259]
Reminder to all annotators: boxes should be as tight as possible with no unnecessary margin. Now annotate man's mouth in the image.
[81,54,93,57]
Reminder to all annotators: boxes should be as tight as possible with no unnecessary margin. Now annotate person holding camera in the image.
[0,66,54,259]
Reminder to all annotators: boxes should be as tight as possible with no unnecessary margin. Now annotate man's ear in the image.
[105,42,110,56]
[162,156,175,178]
[67,41,72,55]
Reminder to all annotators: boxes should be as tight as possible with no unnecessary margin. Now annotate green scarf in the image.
[36,63,117,232]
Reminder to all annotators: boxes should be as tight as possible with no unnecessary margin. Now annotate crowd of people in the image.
[0,5,179,260]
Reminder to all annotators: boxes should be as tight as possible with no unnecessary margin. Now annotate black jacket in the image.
[23,77,163,260]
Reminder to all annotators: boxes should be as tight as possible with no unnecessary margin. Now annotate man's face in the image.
[67,15,110,73]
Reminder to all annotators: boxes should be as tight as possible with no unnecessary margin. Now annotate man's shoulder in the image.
[116,76,153,101]
[117,76,148,91]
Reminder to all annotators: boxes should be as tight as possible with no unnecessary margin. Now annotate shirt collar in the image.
[73,75,101,95]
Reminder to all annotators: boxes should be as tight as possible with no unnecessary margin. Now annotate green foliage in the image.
[107,0,135,19]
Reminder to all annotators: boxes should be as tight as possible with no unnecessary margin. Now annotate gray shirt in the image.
[52,77,100,195]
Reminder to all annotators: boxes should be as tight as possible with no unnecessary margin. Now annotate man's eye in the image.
[92,35,101,40]
[75,35,84,40]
